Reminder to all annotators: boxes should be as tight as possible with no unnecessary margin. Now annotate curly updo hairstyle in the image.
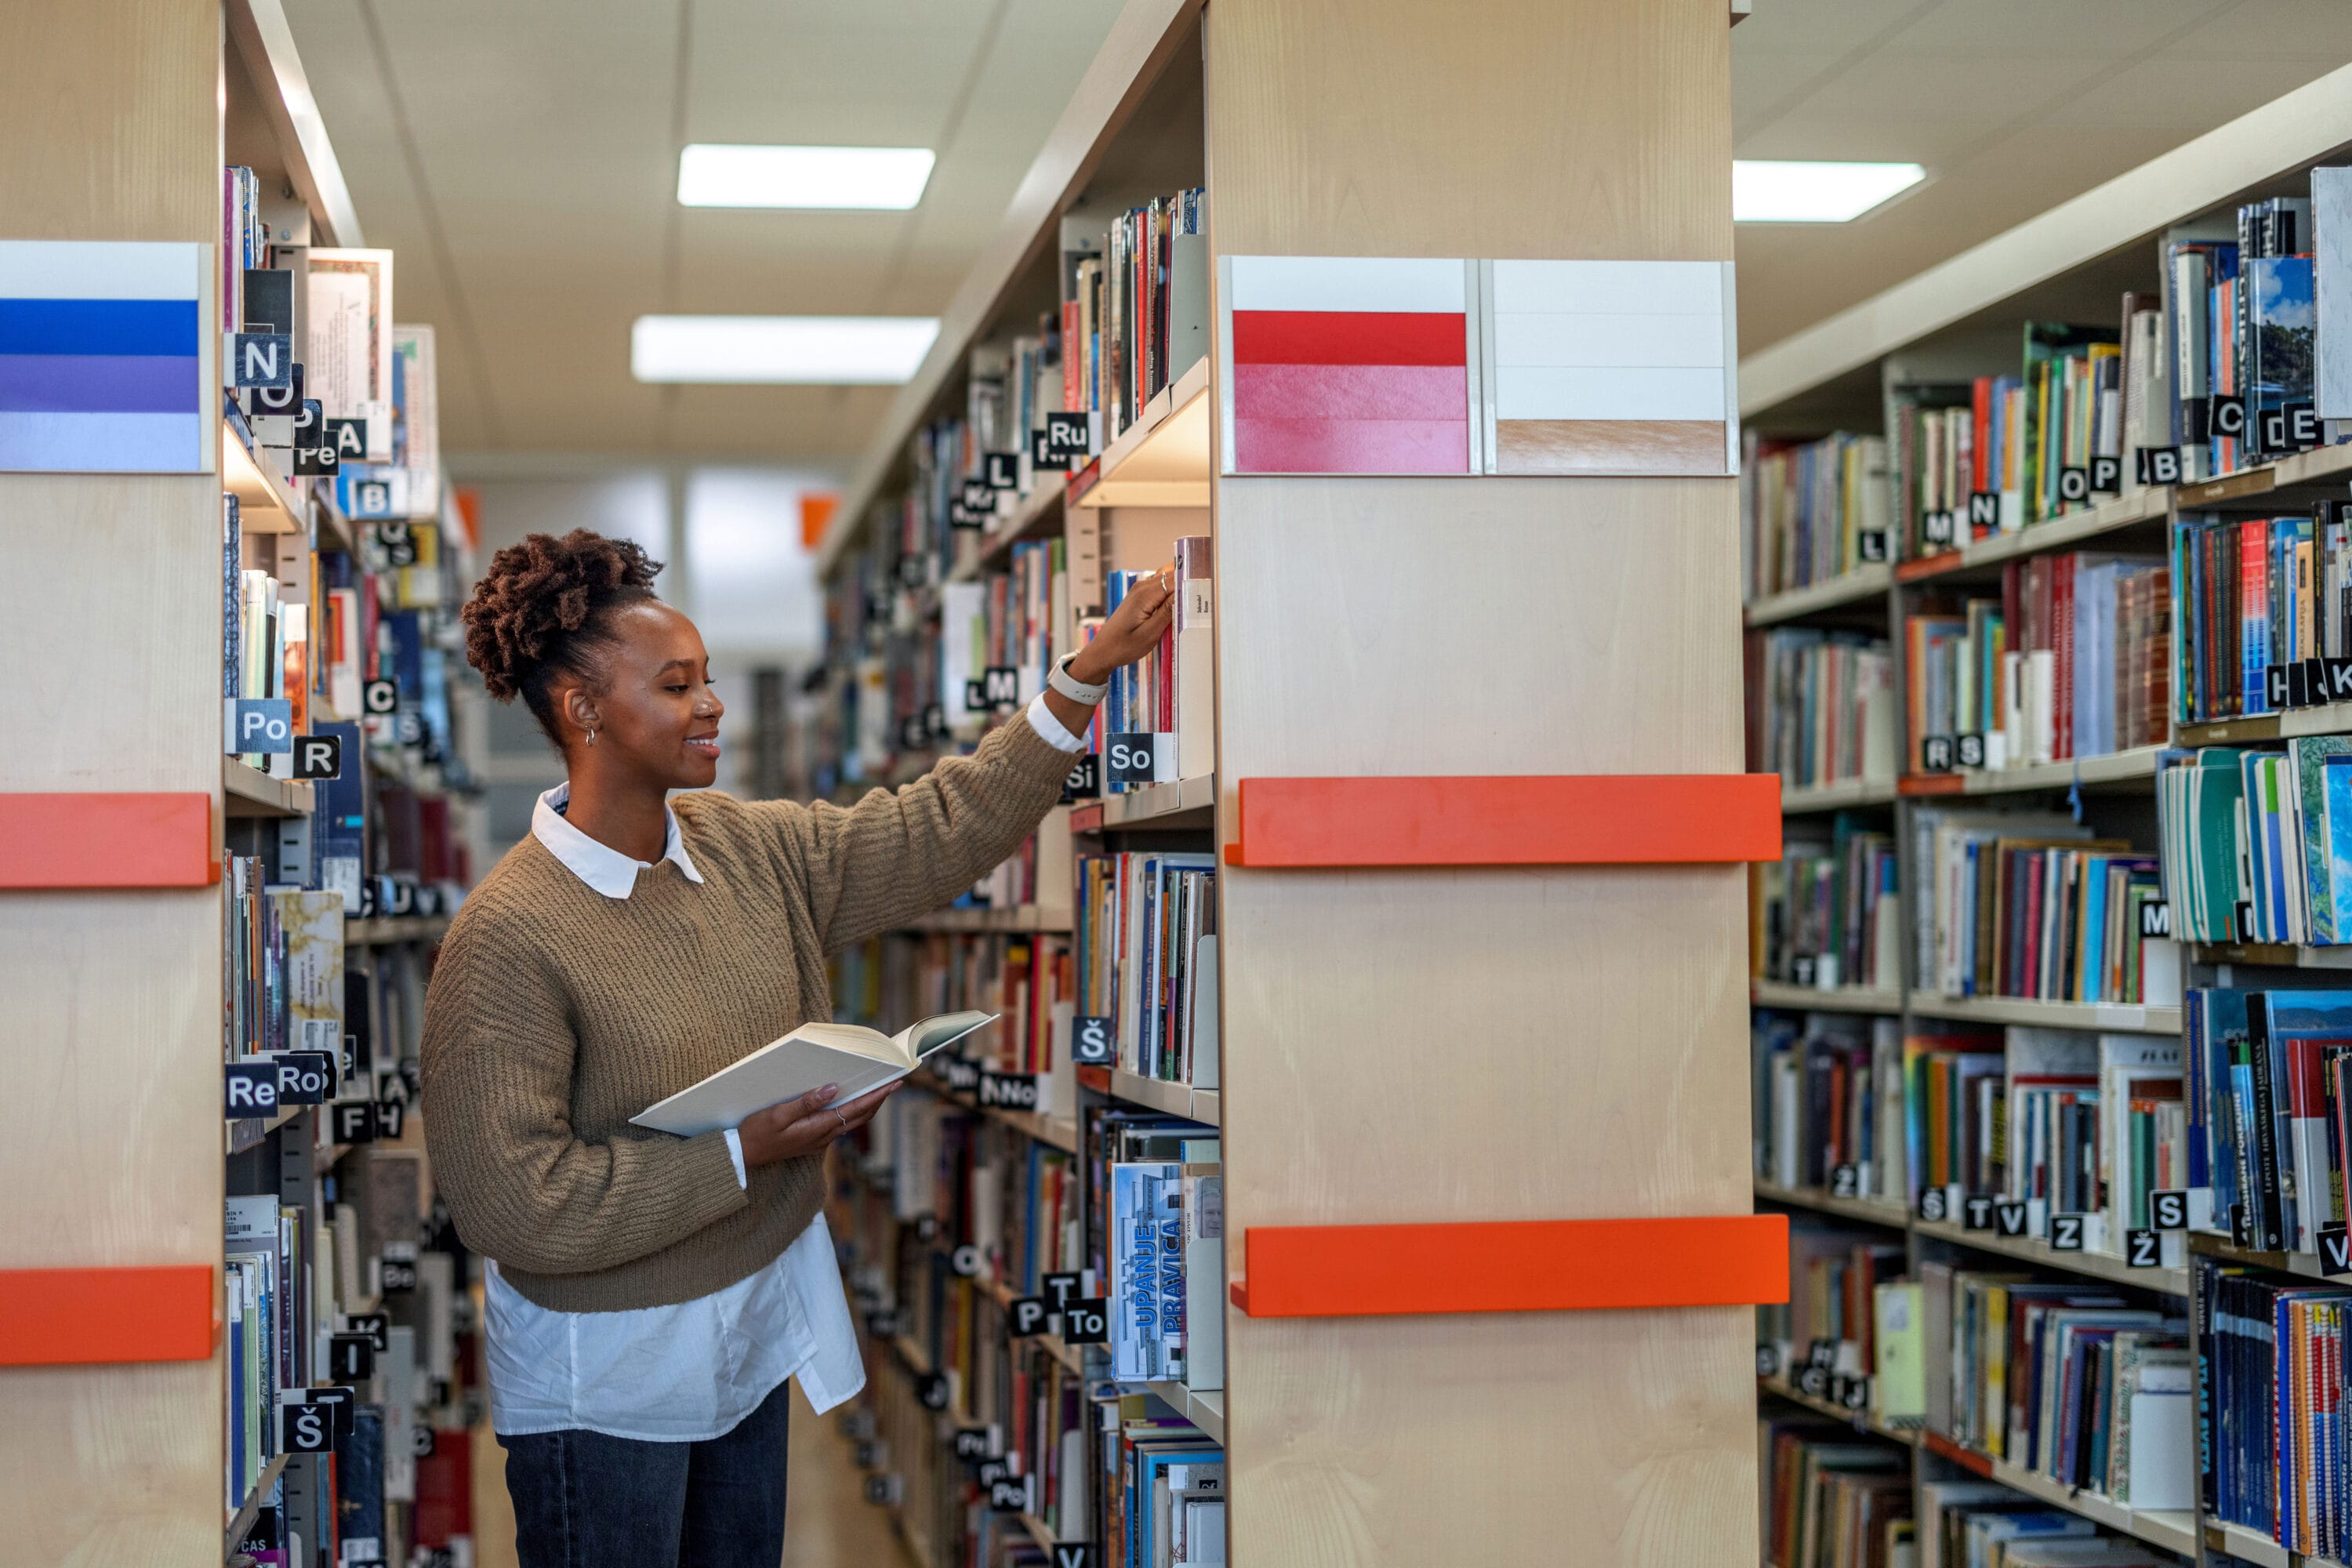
[461,529,664,746]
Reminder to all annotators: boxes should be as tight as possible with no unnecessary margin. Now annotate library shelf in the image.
[1751,1178,1907,1229]
[2190,1230,2351,1283]
[1070,772,1215,833]
[1743,564,1893,630]
[1913,1215,2187,1298]
[223,758,314,818]
[2181,698,2352,748]
[1018,1512,1061,1556]
[1892,486,2171,588]
[1896,745,2165,802]
[225,1451,291,1552]
[910,1065,1083,1154]
[2178,438,2352,510]
[1756,1375,1915,1444]
[346,916,452,946]
[1749,980,1902,1015]
[2190,941,2352,971]
[1917,1432,2195,1558]
[1066,355,1211,510]
[1778,775,1896,815]
[222,418,305,535]
[225,1102,301,1156]
[311,488,356,554]
[904,904,1074,935]
[1136,1380,1224,1444]
[1108,1069,1219,1127]
[2205,1519,2294,1568]
[1903,993,2180,1036]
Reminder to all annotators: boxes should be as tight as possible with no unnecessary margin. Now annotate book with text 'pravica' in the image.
[630,1011,995,1138]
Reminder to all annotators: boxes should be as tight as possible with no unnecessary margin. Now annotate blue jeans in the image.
[497,1378,790,1568]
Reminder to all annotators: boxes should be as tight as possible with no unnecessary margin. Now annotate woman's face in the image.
[569,600,725,789]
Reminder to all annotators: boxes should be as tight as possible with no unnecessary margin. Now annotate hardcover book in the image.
[630,1011,993,1138]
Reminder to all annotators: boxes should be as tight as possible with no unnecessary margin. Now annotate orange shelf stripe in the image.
[0,1265,217,1365]
[1224,775,1781,867]
[0,793,215,888]
[1228,1213,1790,1317]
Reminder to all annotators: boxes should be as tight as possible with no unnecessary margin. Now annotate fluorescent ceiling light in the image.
[677,143,936,209]
[631,315,941,384]
[1733,160,1925,223]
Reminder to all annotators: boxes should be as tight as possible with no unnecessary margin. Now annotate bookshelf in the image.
[2,3,483,1563]
[1743,53,2352,1568]
[810,1,1759,1563]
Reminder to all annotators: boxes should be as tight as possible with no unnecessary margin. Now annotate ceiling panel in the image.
[281,0,2352,465]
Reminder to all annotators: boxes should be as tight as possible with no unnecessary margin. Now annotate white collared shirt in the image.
[483,696,1086,1440]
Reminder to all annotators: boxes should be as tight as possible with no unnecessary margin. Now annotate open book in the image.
[630,1011,995,1139]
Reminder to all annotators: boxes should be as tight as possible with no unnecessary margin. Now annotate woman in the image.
[422,528,1171,1568]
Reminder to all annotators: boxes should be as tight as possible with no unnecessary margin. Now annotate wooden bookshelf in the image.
[1916,1432,2197,1557]
[1780,776,1898,815]
[1748,981,1902,1015]
[1067,355,1212,510]
[222,757,314,817]
[1069,771,1216,833]
[1890,485,2171,586]
[1743,564,1893,629]
[1108,1069,1219,1127]
[1756,1375,1916,1445]
[1894,743,2165,800]
[1904,992,2181,1036]
[902,904,1074,935]
[224,1452,291,1552]
[1913,1215,2187,1298]
[1752,1178,1907,1229]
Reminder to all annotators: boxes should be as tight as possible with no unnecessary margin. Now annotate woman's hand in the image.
[737,1081,901,1171]
[1068,562,1177,684]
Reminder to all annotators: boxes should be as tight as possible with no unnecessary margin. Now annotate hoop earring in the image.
[585,727,597,747]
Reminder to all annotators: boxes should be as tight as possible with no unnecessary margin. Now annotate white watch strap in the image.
[1049,653,1109,705]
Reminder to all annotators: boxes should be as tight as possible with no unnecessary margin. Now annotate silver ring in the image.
[833,1109,849,1129]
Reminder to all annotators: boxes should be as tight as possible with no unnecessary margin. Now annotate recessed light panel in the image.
[677,144,936,210]
[1733,161,1926,223]
[631,316,942,384]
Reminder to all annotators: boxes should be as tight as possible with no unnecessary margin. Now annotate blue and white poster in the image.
[0,240,206,472]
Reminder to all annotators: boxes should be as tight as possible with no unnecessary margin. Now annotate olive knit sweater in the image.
[420,717,1074,1313]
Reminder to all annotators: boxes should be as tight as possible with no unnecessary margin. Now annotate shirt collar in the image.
[532,782,703,900]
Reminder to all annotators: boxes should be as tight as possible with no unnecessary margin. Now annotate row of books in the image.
[1742,430,1890,601]
[1906,1028,2187,1260]
[2155,743,2352,946]
[1755,821,1903,993]
[1753,1014,1903,1201]
[835,1079,1225,1563]
[1076,851,1220,1089]
[1911,808,2179,1008]
[2172,508,2352,724]
[1750,629,1899,792]
[1069,188,1209,448]
[1086,540,1215,793]
[2199,1257,2352,1558]
[1905,554,2170,775]
[2184,986,2352,1257]
[2173,196,2318,480]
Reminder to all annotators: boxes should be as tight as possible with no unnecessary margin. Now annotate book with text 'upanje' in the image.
[630,1011,995,1138]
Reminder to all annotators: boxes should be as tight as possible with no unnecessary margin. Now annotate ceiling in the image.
[282,0,2352,469]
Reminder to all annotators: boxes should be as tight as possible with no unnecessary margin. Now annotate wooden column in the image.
[0,0,227,1557]
[1203,1,1755,1561]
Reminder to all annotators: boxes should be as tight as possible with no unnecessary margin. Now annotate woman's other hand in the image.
[738,1080,900,1170]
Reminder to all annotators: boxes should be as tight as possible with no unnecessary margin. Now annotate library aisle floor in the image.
[467,1388,895,1568]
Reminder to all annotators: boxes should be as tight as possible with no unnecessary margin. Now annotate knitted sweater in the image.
[420,717,1075,1312]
